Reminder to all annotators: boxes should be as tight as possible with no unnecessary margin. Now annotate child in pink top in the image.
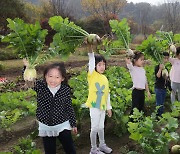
[169,47,180,102]
[125,52,151,114]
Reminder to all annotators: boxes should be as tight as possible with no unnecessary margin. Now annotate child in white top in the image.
[169,46,180,102]
[86,51,112,154]
[125,52,151,114]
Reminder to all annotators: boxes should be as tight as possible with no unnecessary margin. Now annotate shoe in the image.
[90,148,105,154]
[99,144,112,153]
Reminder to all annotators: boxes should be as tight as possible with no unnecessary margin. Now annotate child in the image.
[125,52,151,114]
[34,63,77,154]
[169,46,180,103]
[154,52,170,116]
[86,51,112,154]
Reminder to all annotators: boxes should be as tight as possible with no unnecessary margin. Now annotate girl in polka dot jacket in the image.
[86,50,112,154]
[34,63,77,154]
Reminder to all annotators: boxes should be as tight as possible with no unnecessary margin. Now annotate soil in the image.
[0,58,179,154]
[0,59,126,80]
[0,116,140,154]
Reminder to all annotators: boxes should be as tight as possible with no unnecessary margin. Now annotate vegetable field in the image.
[0,16,180,154]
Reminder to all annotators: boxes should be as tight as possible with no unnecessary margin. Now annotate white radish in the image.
[162,69,168,78]
[86,34,101,45]
[23,68,37,81]
[169,44,176,53]
[171,145,180,154]
[126,49,134,57]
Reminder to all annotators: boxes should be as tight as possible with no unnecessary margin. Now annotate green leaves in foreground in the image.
[136,35,166,63]
[128,108,179,154]
[1,18,48,67]
[109,18,131,50]
[49,16,88,59]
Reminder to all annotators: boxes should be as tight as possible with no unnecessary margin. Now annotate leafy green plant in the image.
[0,89,36,129]
[0,62,4,71]
[69,66,133,137]
[0,18,51,81]
[156,30,179,53]
[128,108,179,154]
[13,136,41,154]
[1,18,49,67]
[171,101,180,117]
[136,35,166,63]
[109,18,134,57]
[48,16,104,57]
[0,109,21,129]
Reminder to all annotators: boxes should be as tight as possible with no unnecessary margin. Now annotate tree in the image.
[46,0,75,20]
[135,3,152,38]
[0,0,26,35]
[81,0,127,33]
[163,0,180,33]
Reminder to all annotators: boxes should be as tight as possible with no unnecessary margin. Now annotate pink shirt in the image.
[127,63,147,89]
[169,58,180,83]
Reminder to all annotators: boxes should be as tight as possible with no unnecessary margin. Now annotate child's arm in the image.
[125,58,133,70]
[66,88,77,130]
[145,83,151,99]
[107,93,112,117]
[88,52,95,74]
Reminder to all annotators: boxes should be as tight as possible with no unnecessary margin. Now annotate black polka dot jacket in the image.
[34,79,76,127]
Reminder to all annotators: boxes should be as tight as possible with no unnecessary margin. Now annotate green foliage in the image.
[98,38,119,57]
[0,0,26,33]
[174,34,180,45]
[69,66,133,137]
[0,89,36,129]
[109,18,131,50]
[136,35,167,63]
[1,18,48,68]
[156,30,174,45]
[128,108,179,154]
[13,136,41,154]
[49,16,88,59]
[171,101,180,117]
[0,62,4,71]
[69,70,89,130]
[0,48,18,60]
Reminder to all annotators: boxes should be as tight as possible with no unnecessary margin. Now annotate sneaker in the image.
[99,144,112,153]
[90,148,105,154]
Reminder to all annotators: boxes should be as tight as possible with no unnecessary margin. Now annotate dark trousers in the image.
[131,88,145,114]
[155,88,166,116]
[42,130,76,154]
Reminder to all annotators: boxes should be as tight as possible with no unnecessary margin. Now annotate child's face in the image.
[96,61,106,74]
[45,68,64,88]
[135,56,144,67]
[163,56,169,63]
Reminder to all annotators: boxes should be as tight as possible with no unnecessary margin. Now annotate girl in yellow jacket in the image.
[86,51,112,154]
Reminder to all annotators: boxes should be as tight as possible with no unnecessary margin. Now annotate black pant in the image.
[42,130,76,154]
[130,88,145,114]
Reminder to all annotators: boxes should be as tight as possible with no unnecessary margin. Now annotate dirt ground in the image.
[0,58,126,80]
[0,57,179,154]
[0,58,130,154]
[0,116,140,154]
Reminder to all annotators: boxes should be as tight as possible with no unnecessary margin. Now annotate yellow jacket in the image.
[86,70,109,110]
